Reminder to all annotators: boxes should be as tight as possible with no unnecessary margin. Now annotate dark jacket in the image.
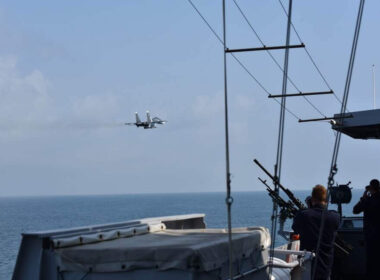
[353,192,380,240]
[292,205,340,280]
[352,192,380,278]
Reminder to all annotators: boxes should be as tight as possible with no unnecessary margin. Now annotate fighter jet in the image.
[125,111,167,129]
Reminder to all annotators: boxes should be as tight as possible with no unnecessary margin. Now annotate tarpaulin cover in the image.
[54,227,270,273]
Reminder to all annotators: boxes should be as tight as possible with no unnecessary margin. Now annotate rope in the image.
[186,0,301,121]
[187,0,224,44]
[277,0,346,109]
[229,53,300,120]
[232,0,300,92]
[233,0,327,118]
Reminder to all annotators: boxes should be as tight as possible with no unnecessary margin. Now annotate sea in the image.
[0,190,363,279]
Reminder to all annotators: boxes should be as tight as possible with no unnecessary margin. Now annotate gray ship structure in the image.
[12,214,313,280]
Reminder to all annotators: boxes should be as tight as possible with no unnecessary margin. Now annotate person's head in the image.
[368,179,380,194]
[311,184,327,206]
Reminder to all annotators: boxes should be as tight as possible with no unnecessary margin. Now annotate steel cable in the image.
[233,0,327,118]
[269,0,293,277]
[187,0,301,120]
[277,0,345,108]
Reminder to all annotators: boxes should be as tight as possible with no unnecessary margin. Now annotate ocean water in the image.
[0,190,362,279]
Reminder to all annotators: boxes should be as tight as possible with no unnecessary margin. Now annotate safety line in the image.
[186,0,301,120]
[277,0,345,108]
[233,0,327,118]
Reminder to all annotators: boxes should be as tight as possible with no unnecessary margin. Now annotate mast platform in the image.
[332,109,380,139]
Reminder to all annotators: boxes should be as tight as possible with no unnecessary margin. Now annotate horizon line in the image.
[0,189,317,198]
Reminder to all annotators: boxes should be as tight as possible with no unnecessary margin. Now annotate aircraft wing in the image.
[124,122,136,126]
[152,117,167,124]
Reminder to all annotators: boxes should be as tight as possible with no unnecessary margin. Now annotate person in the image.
[305,195,312,208]
[352,179,380,278]
[292,185,340,280]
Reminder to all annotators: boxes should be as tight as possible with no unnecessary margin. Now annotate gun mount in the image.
[255,159,351,255]
[254,159,306,210]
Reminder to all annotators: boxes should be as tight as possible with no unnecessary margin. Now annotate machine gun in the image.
[254,159,306,210]
[254,159,351,255]
[258,177,298,221]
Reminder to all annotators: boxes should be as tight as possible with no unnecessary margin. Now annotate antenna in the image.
[372,64,376,109]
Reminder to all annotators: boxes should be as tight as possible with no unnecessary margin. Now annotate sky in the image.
[0,0,379,196]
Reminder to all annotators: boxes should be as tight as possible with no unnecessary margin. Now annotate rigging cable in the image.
[277,0,346,108]
[222,1,234,279]
[311,1,365,280]
[186,0,301,121]
[270,0,293,277]
[232,0,327,118]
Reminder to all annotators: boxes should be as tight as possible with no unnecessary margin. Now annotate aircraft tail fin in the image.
[146,111,152,123]
[135,112,141,123]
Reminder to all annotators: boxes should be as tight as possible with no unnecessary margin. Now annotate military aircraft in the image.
[125,111,167,129]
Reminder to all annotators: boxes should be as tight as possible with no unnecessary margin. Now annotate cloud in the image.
[0,56,125,134]
[235,94,255,111]
[192,93,256,119]
[190,93,256,144]
[73,94,121,121]
[0,56,51,122]
[0,56,54,136]
[230,121,249,145]
[192,93,223,119]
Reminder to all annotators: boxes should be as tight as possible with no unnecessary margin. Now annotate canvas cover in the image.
[54,227,270,273]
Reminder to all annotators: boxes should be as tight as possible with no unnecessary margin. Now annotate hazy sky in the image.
[0,0,379,196]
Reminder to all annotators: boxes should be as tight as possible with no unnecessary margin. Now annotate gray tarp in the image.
[55,227,270,273]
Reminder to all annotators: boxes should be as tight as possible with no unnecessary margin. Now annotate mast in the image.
[269,0,293,275]
[217,1,322,278]
[312,1,366,279]
[221,1,234,280]
[372,64,376,109]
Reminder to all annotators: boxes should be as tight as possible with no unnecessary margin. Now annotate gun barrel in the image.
[254,159,306,210]
[254,159,275,180]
